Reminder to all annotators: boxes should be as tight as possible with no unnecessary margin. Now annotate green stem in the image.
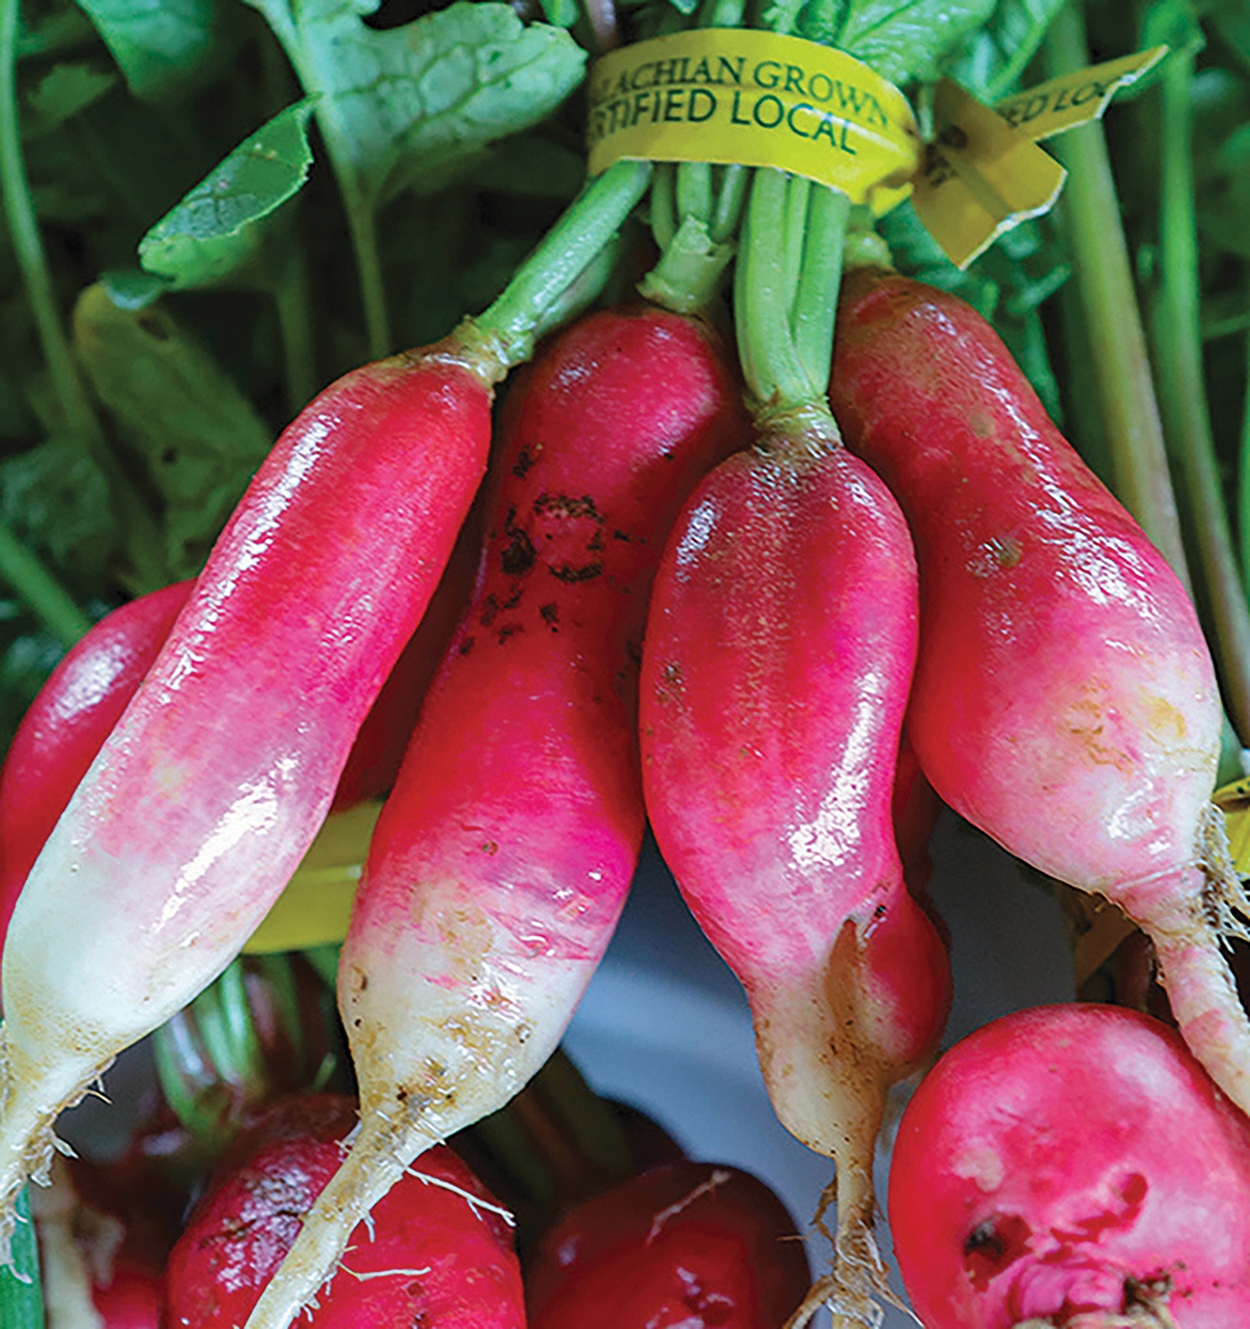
[475,159,652,369]
[272,246,318,414]
[734,168,817,411]
[710,164,749,242]
[0,522,91,647]
[0,1188,42,1329]
[1043,5,1192,593]
[0,0,102,442]
[651,162,678,250]
[1151,48,1250,743]
[790,185,849,392]
[339,185,390,359]
[1242,321,1250,593]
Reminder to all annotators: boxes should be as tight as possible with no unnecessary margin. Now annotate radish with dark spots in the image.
[164,1093,523,1328]
[525,1161,813,1329]
[830,267,1250,1115]
[0,159,653,1244]
[888,1003,1250,1328]
[240,304,750,1329]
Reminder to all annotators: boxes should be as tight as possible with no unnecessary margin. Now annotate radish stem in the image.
[1149,47,1250,744]
[1043,5,1192,596]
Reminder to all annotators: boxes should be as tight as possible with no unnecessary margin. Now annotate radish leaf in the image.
[138,100,316,290]
[74,0,226,102]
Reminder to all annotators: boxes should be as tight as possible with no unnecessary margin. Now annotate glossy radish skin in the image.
[888,1004,1250,1328]
[830,268,1249,1113]
[0,542,467,964]
[526,1161,812,1328]
[0,336,499,1244]
[639,419,951,1324]
[242,306,750,1329]
[165,1094,524,1328]
[0,579,192,956]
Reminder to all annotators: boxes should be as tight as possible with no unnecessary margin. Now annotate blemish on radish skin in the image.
[952,1145,1005,1191]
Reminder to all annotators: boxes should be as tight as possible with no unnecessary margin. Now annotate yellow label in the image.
[910,47,1165,270]
[586,30,920,209]
[911,78,1067,269]
[242,798,382,953]
[994,47,1168,143]
[1215,778,1250,875]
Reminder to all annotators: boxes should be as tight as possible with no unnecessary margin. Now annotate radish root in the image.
[241,1109,440,1329]
[1114,803,1250,1114]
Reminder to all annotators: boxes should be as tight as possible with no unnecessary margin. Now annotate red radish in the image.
[525,1161,812,1328]
[639,410,952,1326]
[164,1093,524,1328]
[0,508,478,966]
[0,578,192,950]
[241,304,750,1329]
[0,511,480,843]
[888,1003,1250,1328]
[830,267,1250,1114]
[0,331,503,1246]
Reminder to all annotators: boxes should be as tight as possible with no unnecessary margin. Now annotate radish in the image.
[639,173,952,1328]
[0,160,652,1246]
[0,510,478,968]
[164,1093,524,1328]
[239,302,750,1329]
[830,267,1250,1115]
[525,1161,812,1329]
[888,1002,1250,1328]
[0,578,192,954]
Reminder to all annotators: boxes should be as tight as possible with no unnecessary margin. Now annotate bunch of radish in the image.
[5,6,1250,1329]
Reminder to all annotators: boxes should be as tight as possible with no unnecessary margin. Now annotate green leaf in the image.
[0,431,118,585]
[248,0,587,209]
[24,61,117,135]
[835,0,999,85]
[71,284,273,579]
[1210,0,1250,67]
[138,100,316,290]
[74,0,224,101]
[945,0,1068,100]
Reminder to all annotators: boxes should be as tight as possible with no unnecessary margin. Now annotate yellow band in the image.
[587,30,920,209]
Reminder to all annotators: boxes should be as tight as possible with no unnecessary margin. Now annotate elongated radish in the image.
[640,410,951,1328]
[830,267,1250,1113]
[164,1093,524,1328]
[639,173,952,1328]
[0,579,191,953]
[888,1003,1250,1328]
[241,303,750,1329]
[0,161,653,1245]
[0,508,477,967]
[525,1161,812,1328]
[0,335,496,1241]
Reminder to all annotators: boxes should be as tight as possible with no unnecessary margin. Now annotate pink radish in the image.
[0,580,192,955]
[888,1002,1250,1328]
[0,161,652,1246]
[239,303,750,1329]
[830,267,1250,1115]
[525,1160,813,1329]
[638,412,952,1327]
[0,333,499,1248]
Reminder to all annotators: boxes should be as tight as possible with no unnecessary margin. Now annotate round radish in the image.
[526,1161,812,1329]
[888,1002,1250,1328]
[164,1093,524,1328]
